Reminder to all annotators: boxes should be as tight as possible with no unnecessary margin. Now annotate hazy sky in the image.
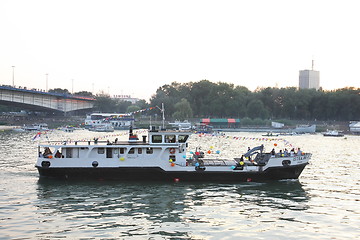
[1,0,359,100]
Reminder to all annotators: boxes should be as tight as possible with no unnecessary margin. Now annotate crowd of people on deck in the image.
[270,147,303,157]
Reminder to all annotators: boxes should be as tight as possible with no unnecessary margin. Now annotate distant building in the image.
[349,121,360,134]
[299,60,320,90]
[113,94,139,104]
[271,121,284,128]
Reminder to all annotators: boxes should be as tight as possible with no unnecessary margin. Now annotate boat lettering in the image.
[293,156,306,161]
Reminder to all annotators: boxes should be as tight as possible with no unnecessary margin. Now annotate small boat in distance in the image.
[262,132,279,137]
[35,127,311,182]
[13,123,49,132]
[89,123,114,132]
[59,126,75,132]
[323,130,344,137]
[169,120,192,130]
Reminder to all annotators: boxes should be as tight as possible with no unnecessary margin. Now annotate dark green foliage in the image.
[48,88,71,95]
[149,81,360,121]
[74,91,94,97]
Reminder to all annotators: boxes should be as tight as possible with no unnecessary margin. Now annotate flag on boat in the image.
[32,132,41,141]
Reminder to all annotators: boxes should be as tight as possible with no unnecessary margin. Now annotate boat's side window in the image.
[114,148,118,154]
[97,148,105,154]
[106,148,113,158]
[66,148,72,158]
[178,135,189,143]
[152,135,162,143]
[169,155,176,162]
[119,148,125,154]
[128,148,135,154]
[138,148,142,154]
[165,135,176,143]
[146,148,153,154]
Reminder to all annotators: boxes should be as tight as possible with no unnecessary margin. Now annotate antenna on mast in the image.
[312,59,314,71]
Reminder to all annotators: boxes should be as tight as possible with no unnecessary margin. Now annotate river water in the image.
[0,129,359,239]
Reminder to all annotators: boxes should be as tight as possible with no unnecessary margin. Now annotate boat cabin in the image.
[37,129,192,169]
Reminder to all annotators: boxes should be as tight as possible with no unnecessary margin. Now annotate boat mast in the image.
[156,103,165,129]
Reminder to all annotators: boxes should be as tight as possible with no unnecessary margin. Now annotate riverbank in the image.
[0,115,84,129]
[0,126,18,131]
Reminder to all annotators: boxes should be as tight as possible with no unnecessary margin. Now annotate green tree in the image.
[93,96,117,112]
[172,98,193,120]
[49,88,71,95]
[247,99,268,119]
[126,105,141,114]
[74,91,94,97]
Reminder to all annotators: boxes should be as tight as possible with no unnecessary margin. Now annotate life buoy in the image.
[169,148,176,154]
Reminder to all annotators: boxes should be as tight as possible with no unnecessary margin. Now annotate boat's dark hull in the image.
[36,164,307,182]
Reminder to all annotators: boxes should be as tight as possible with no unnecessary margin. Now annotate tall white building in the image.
[299,60,320,90]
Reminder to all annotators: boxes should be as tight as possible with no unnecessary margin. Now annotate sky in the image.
[1,0,360,101]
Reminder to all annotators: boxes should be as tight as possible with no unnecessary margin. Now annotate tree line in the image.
[149,80,360,121]
[1,81,360,121]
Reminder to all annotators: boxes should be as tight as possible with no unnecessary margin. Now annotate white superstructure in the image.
[85,113,134,129]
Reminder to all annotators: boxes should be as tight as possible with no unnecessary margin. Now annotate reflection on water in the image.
[34,179,309,239]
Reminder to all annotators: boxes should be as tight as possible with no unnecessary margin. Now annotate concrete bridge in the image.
[0,85,95,114]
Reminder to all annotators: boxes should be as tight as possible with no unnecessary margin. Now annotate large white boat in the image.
[85,113,134,130]
[35,128,311,182]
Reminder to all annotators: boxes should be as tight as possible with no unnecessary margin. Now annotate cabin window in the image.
[152,135,162,143]
[114,148,118,154]
[106,148,113,158]
[128,148,135,154]
[146,148,153,154]
[169,155,176,162]
[66,148,72,158]
[119,148,125,154]
[178,135,189,143]
[165,135,176,143]
[138,148,142,154]
[98,148,105,154]
[65,148,78,158]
